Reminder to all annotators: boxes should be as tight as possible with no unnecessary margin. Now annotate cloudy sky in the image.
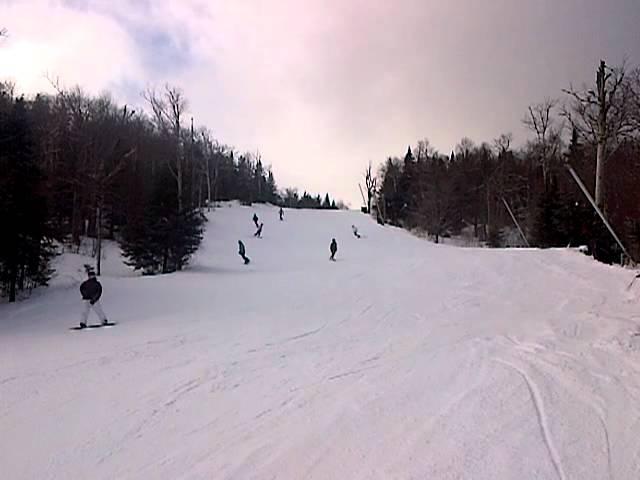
[1,0,639,206]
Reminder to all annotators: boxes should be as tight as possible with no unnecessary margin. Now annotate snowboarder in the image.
[330,238,338,261]
[279,207,284,221]
[254,222,264,238]
[352,225,361,238]
[253,213,259,228]
[79,270,108,328]
[238,240,250,265]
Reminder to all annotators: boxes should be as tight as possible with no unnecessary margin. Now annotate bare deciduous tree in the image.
[363,161,377,212]
[199,128,214,211]
[630,67,640,131]
[0,80,15,97]
[414,138,434,162]
[523,99,562,188]
[143,85,188,211]
[562,61,634,209]
[493,133,513,156]
[283,187,299,208]
[456,137,475,160]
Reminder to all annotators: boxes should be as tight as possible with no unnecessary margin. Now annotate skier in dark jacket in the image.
[238,240,250,265]
[352,225,361,238]
[254,222,264,238]
[330,238,338,261]
[279,207,284,221]
[253,213,259,228]
[79,271,108,328]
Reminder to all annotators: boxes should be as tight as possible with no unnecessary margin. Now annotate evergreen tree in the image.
[0,82,305,298]
[323,193,331,209]
[236,155,252,204]
[0,97,56,301]
[120,171,204,274]
[379,157,403,225]
[266,169,278,203]
[533,180,566,247]
[253,158,264,202]
[398,146,416,225]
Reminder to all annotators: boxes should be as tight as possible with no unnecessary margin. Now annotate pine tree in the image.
[398,146,416,225]
[0,97,56,301]
[323,193,331,209]
[532,178,567,248]
[236,155,252,205]
[253,158,264,202]
[266,169,278,203]
[120,170,204,274]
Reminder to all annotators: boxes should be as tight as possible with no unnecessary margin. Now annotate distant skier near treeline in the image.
[253,213,259,228]
[279,207,284,221]
[238,240,250,265]
[330,238,338,261]
[79,269,108,328]
[352,225,361,238]
[254,223,264,238]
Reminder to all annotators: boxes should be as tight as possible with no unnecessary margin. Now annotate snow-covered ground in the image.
[2,203,640,479]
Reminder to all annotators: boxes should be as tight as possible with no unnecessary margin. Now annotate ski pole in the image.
[626,274,640,291]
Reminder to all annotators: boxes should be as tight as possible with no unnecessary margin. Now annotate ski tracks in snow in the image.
[5,205,640,479]
[494,358,567,480]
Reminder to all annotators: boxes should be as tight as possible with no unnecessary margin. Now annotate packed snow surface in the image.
[2,204,640,479]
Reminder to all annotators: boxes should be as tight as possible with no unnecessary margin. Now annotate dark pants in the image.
[240,253,250,264]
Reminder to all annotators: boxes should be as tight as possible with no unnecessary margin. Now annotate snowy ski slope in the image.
[1,203,640,479]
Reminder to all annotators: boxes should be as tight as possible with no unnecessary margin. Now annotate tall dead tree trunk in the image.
[190,117,197,208]
[200,130,214,211]
[175,113,183,212]
[595,61,607,208]
[563,60,633,212]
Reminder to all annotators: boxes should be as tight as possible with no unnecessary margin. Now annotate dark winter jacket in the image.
[330,240,337,254]
[80,277,102,304]
[238,241,246,256]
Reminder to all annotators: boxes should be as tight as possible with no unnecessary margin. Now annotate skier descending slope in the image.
[330,238,338,261]
[254,223,264,238]
[352,225,361,238]
[279,207,284,221]
[78,270,109,328]
[238,240,250,265]
[252,213,259,228]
